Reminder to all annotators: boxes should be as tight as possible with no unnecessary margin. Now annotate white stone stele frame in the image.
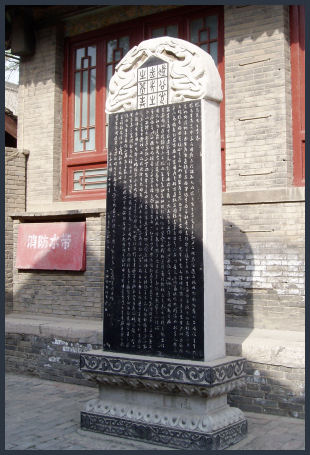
[107,36,225,363]
[81,37,247,450]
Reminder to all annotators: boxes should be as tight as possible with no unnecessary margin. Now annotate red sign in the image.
[16,222,86,271]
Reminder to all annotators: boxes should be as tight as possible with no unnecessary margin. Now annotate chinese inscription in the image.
[16,222,86,271]
[26,233,72,250]
[137,57,168,109]
[104,100,204,360]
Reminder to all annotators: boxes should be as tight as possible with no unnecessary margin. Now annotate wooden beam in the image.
[5,112,17,139]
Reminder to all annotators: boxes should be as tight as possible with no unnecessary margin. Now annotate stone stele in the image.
[80,37,248,450]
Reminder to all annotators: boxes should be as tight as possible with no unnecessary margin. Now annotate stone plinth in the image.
[80,351,247,450]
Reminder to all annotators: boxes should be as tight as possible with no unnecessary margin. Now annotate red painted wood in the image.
[97,40,106,163]
[67,162,107,197]
[290,5,305,186]
[62,39,108,200]
[5,112,17,139]
[61,39,70,199]
[16,222,86,271]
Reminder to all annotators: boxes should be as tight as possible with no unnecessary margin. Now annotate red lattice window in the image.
[62,7,225,200]
[290,5,305,186]
[62,31,134,201]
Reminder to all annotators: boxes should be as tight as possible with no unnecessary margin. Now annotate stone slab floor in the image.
[5,372,305,450]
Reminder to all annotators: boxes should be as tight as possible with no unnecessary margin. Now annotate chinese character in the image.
[158,92,167,105]
[149,66,156,78]
[159,79,166,90]
[27,234,37,249]
[149,80,156,92]
[138,81,146,95]
[139,69,147,80]
[60,233,72,250]
[49,234,59,249]
[138,95,146,108]
[158,64,167,77]
[37,235,49,249]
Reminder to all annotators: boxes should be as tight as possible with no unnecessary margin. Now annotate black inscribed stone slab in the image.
[103,100,204,360]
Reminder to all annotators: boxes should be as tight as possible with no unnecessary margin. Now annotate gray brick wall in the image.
[223,200,304,330]
[5,148,26,313]
[17,25,64,210]
[228,361,305,419]
[5,332,99,387]
[224,5,293,191]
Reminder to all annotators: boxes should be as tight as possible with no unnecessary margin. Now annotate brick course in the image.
[5,148,26,313]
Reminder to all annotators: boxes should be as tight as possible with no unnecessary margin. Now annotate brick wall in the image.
[12,213,105,318]
[224,5,293,191]
[11,197,304,330]
[223,198,304,330]
[5,148,27,313]
[65,5,178,37]
[228,361,305,419]
[17,25,64,210]
[5,332,100,387]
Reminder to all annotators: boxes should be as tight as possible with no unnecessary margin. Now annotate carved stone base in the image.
[80,352,248,450]
[81,411,247,450]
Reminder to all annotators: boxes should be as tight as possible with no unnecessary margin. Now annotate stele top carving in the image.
[106,37,223,114]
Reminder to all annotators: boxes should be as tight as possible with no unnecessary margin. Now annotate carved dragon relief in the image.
[106,37,223,114]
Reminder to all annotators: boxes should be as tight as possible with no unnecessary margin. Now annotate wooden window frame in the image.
[290,5,305,186]
[61,6,225,200]
[62,37,107,201]
[62,24,141,201]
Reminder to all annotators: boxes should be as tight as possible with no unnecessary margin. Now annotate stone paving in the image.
[5,372,305,450]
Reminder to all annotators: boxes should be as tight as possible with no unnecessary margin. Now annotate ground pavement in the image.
[5,372,305,450]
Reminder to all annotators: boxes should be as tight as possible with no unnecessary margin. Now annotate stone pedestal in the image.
[80,352,247,450]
